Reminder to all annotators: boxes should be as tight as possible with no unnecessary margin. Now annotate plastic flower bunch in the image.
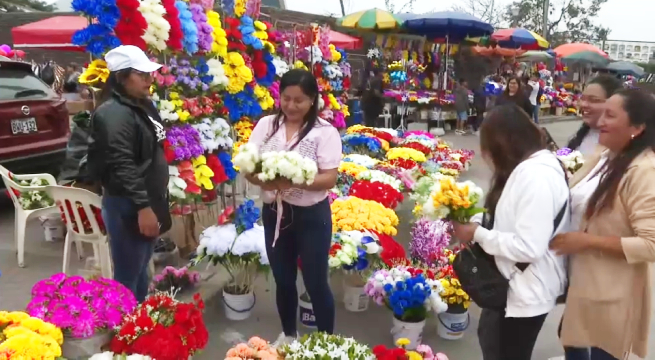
[387,147,427,163]
[166,124,204,161]
[160,0,182,51]
[175,0,199,54]
[349,180,404,210]
[269,81,280,107]
[356,169,403,192]
[26,274,137,339]
[365,266,448,322]
[225,336,278,360]
[150,266,200,293]
[343,154,379,168]
[162,92,189,122]
[192,118,226,152]
[223,52,254,94]
[90,353,152,360]
[223,87,263,121]
[188,3,213,52]
[234,0,246,17]
[152,64,176,89]
[437,260,471,310]
[331,196,399,235]
[272,56,289,77]
[138,0,170,52]
[79,59,110,87]
[329,230,383,273]
[71,0,122,57]
[253,84,275,111]
[206,10,228,57]
[402,134,436,150]
[414,177,485,222]
[191,155,215,190]
[373,340,449,360]
[401,141,432,156]
[114,0,148,50]
[233,119,254,151]
[0,311,64,359]
[338,161,368,178]
[239,16,264,50]
[257,150,319,185]
[342,133,383,157]
[555,147,584,175]
[232,143,260,174]
[410,218,451,265]
[280,332,374,360]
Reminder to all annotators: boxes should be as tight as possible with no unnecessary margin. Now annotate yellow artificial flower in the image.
[207,10,228,58]
[176,110,191,122]
[79,59,110,86]
[254,85,275,110]
[234,0,246,17]
[395,338,410,347]
[338,162,367,177]
[407,351,422,360]
[253,20,268,41]
[293,60,308,70]
[329,44,341,62]
[386,147,427,162]
[331,197,399,235]
[192,155,215,190]
[346,124,370,134]
[341,104,350,117]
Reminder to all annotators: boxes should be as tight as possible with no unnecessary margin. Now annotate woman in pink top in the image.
[245,69,342,345]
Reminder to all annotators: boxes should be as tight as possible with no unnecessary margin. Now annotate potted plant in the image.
[26,274,136,359]
[109,292,208,360]
[279,332,374,359]
[150,266,200,293]
[0,311,64,359]
[365,266,448,350]
[194,199,268,320]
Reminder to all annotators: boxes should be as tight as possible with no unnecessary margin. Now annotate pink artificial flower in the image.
[417,344,434,360]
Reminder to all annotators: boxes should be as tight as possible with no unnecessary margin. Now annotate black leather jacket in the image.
[87,91,169,211]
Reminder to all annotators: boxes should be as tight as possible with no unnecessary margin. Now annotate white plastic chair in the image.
[379,108,392,128]
[0,165,60,268]
[45,185,113,278]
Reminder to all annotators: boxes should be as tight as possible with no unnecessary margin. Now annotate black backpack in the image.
[452,200,567,310]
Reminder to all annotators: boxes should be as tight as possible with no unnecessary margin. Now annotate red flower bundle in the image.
[58,199,106,235]
[388,158,418,170]
[177,161,201,195]
[224,17,246,52]
[372,344,408,359]
[373,231,408,267]
[163,139,176,164]
[401,141,431,155]
[115,0,148,50]
[251,50,268,80]
[349,180,403,209]
[206,154,228,185]
[161,0,183,51]
[110,293,209,360]
[355,128,392,142]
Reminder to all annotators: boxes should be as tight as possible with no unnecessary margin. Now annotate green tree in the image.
[384,0,417,14]
[0,0,55,12]
[450,0,504,28]
[503,0,609,46]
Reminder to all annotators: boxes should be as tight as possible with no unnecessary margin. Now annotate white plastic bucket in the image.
[420,109,429,120]
[343,283,369,312]
[222,290,255,321]
[61,331,112,359]
[390,317,425,350]
[298,293,317,328]
[437,310,470,340]
[39,213,65,242]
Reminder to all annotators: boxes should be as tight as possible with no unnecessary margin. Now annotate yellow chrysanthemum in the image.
[338,162,367,177]
[207,10,228,58]
[331,197,399,235]
[395,338,410,347]
[234,0,246,17]
[386,147,427,162]
[254,85,275,110]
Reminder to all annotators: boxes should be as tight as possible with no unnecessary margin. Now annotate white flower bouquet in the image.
[233,143,319,186]
[279,332,375,360]
[232,143,261,174]
[343,154,379,168]
[356,169,403,191]
[90,353,152,360]
[555,147,585,175]
[195,200,268,294]
[329,231,383,276]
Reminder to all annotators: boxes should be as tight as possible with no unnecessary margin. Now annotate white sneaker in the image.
[273,332,297,348]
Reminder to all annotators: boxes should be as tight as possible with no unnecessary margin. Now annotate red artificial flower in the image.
[374,231,408,267]
[372,344,408,360]
[162,139,176,164]
[206,154,228,184]
[115,0,148,50]
[402,141,431,155]
[251,50,267,79]
[329,243,342,257]
[161,0,183,51]
[177,161,201,195]
[343,76,351,90]
[313,63,323,78]
[349,180,404,210]
[388,158,417,170]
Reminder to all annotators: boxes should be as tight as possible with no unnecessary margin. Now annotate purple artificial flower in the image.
[410,218,451,265]
[167,125,203,161]
[556,147,573,156]
[190,4,213,52]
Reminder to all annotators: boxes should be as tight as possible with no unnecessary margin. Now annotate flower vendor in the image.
[242,68,342,346]
[451,105,569,360]
[86,46,172,302]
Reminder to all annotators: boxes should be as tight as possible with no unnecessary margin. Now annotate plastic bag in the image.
[58,112,92,184]
[40,63,56,86]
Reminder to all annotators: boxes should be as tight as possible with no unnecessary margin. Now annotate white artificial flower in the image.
[211,117,233,149]
[272,56,289,77]
[367,48,380,59]
[158,100,179,122]
[138,0,170,52]
[206,58,229,87]
[198,224,238,257]
[232,143,261,174]
[192,119,219,152]
[257,151,318,185]
[356,170,402,191]
[89,353,115,360]
[343,154,378,168]
[305,45,323,65]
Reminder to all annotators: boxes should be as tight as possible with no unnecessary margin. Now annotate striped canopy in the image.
[337,8,403,30]
[491,28,549,50]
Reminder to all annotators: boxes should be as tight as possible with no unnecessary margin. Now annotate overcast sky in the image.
[284,0,655,42]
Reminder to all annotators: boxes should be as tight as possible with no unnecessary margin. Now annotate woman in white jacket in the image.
[453,104,570,360]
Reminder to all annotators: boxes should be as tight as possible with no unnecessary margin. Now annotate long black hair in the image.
[567,75,623,149]
[96,69,132,108]
[265,68,321,149]
[586,88,655,218]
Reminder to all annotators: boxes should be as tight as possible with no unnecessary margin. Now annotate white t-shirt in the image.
[569,153,608,231]
[528,80,540,106]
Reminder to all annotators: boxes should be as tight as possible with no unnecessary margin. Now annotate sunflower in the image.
[79,59,110,86]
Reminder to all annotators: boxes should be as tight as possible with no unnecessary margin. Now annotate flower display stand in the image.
[390,317,425,350]
[61,331,112,360]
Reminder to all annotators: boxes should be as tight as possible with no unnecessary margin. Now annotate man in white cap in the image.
[87,45,171,302]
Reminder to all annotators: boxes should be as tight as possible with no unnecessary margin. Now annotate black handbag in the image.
[452,201,568,310]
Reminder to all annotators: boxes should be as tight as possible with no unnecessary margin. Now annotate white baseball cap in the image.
[104,45,162,73]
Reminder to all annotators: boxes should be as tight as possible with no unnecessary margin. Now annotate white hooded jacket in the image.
[472,149,570,318]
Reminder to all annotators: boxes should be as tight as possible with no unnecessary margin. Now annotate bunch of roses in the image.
[388,158,418,170]
[349,180,404,210]
[401,141,432,155]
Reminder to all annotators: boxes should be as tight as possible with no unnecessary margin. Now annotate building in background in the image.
[593,40,655,63]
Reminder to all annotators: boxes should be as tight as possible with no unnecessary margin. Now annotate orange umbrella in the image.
[554,43,607,58]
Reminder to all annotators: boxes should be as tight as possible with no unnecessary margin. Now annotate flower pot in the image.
[437,307,470,340]
[342,281,369,312]
[222,290,256,321]
[61,331,112,360]
[390,317,425,350]
[298,292,317,329]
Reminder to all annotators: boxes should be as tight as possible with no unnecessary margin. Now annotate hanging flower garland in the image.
[71,0,121,57]
[175,0,199,54]
[161,0,183,51]
[115,0,148,50]
[207,10,228,58]
[138,0,171,52]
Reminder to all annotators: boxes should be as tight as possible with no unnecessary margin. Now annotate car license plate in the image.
[10,118,37,135]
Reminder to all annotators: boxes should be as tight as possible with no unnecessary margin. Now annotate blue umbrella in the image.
[400,11,494,40]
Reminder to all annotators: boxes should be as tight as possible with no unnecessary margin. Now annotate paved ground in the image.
[0,120,651,359]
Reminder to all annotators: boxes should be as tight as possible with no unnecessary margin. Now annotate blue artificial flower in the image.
[224,87,263,121]
[239,16,263,50]
[383,283,393,293]
[217,152,237,181]
[255,51,276,87]
[341,134,382,155]
[71,0,121,57]
[176,0,199,55]
[235,198,261,231]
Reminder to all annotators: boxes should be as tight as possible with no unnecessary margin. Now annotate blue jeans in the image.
[102,195,155,302]
[457,111,469,121]
[263,198,335,335]
[565,347,618,360]
[532,104,540,123]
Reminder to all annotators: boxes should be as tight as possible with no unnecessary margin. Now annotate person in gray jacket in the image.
[454,79,470,135]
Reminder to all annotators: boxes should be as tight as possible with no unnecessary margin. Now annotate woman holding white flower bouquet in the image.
[452,105,570,360]
[243,69,342,345]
